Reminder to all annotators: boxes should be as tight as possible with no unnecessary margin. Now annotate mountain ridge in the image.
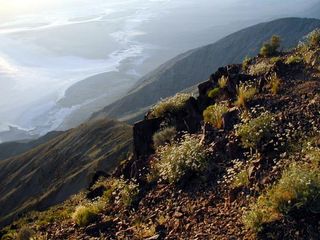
[93,17,320,123]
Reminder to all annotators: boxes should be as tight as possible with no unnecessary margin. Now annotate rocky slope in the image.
[0,117,132,228]
[94,17,320,123]
[1,31,319,239]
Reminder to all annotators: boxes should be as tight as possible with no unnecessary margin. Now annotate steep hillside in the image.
[0,117,132,227]
[0,131,63,161]
[94,18,320,122]
[2,29,319,240]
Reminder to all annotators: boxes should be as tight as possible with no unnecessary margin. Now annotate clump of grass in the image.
[149,93,191,118]
[285,55,303,65]
[218,75,228,88]
[306,28,320,49]
[243,163,320,233]
[235,83,257,108]
[249,62,273,76]
[203,103,229,129]
[153,127,176,148]
[268,74,281,95]
[260,35,281,57]
[72,204,99,227]
[155,134,209,184]
[231,169,250,189]
[235,112,274,150]
[207,87,220,98]
[100,178,139,208]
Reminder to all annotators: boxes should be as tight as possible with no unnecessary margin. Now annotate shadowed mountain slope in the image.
[0,117,132,227]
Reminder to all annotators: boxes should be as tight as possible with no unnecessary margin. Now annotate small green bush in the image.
[153,127,176,149]
[155,134,209,184]
[203,103,229,129]
[235,112,273,149]
[235,83,257,108]
[268,74,281,95]
[207,88,220,98]
[232,169,250,188]
[307,28,320,49]
[285,55,303,65]
[243,163,320,232]
[270,56,281,64]
[260,35,281,57]
[72,204,99,227]
[149,93,191,118]
[100,178,139,207]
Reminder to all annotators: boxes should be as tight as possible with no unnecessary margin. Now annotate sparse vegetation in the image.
[243,162,320,233]
[203,103,229,129]
[155,134,209,184]
[218,75,228,88]
[268,74,281,95]
[306,28,320,49]
[235,112,274,150]
[98,178,139,208]
[153,127,176,148]
[207,87,220,98]
[149,93,191,118]
[249,62,273,76]
[270,56,281,64]
[260,35,281,57]
[242,56,251,71]
[285,55,303,65]
[235,83,257,108]
[232,169,250,188]
[72,204,99,227]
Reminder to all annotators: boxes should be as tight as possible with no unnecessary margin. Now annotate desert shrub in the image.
[249,62,273,76]
[100,178,139,207]
[203,103,229,129]
[242,56,251,71]
[270,56,281,64]
[235,112,274,150]
[285,55,303,65]
[16,227,34,240]
[232,169,250,188]
[268,74,281,95]
[218,75,228,88]
[149,93,191,118]
[72,204,99,227]
[207,87,220,98]
[153,127,176,148]
[260,35,281,57]
[155,134,209,184]
[243,163,320,232]
[235,83,257,108]
[306,28,320,49]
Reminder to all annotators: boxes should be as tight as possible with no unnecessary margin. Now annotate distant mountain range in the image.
[0,118,132,227]
[94,18,320,123]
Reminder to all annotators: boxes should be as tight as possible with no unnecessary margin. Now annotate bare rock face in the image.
[133,118,163,159]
